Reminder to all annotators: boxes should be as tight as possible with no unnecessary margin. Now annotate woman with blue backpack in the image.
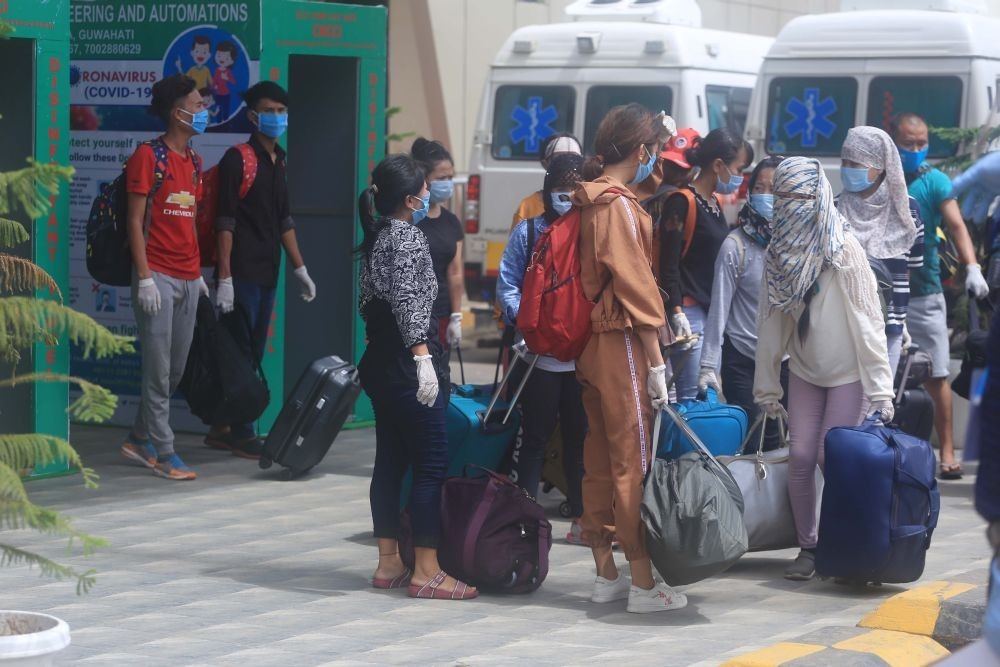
[754,156,895,581]
[699,155,787,451]
[496,153,589,544]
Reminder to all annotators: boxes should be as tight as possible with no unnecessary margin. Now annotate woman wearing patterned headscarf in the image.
[753,157,894,581]
[837,126,924,376]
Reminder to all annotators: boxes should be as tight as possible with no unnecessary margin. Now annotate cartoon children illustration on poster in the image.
[165,26,251,128]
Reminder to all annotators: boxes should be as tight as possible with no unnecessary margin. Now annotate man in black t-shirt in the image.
[209,81,316,459]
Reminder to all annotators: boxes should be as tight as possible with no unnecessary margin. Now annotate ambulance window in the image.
[766,77,857,156]
[706,86,752,138]
[492,85,576,160]
[866,76,963,157]
[583,85,673,152]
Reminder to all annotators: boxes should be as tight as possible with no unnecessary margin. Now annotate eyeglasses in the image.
[773,191,816,201]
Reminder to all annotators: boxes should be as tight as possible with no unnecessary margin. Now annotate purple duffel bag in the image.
[401,466,552,594]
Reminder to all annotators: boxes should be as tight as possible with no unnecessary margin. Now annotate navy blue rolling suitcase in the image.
[816,417,940,584]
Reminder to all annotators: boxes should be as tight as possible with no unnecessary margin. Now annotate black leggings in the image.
[720,336,789,452]
[509,367,587,516]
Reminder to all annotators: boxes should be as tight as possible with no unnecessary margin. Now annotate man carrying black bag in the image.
[205,81,315,458]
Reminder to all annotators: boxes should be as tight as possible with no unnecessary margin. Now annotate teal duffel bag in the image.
[656,387,748,460]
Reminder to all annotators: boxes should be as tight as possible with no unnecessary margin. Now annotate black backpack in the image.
[85,139,200,286]
[179,296,270,426]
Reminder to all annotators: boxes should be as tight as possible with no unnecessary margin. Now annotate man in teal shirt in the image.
[892,112,990,480]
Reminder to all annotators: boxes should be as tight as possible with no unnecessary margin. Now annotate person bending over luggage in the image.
[496,152,589,545]
[208,81,316,458]
[573,104,685,613]
[754,157,895,582]
[700,155,789,451]
[836,126,923,377]
[659,128,753,401]
[356,154,477,600]
[120,74,209,481]
[410,138,465,360]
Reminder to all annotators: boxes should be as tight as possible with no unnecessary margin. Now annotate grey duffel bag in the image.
[641,405,748,586]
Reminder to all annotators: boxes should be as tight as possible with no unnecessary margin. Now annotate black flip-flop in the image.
[939,462,964,480]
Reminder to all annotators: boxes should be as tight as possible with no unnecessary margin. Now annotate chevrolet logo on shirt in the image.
[166,191,196,208]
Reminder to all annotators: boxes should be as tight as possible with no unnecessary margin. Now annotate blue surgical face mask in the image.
[715,164,743,195]
[257,112,288,139]
[180,108,209,135]
[749,193,774,221]
[429,180,454,204]
[409,193,430,225]
[630,146,655,185]
[898,146,928,174]
[840,166,876,193]
[550,192,572,217]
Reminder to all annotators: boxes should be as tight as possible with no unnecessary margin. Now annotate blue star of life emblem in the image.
[784,88,837,148]
[510,96,558,153]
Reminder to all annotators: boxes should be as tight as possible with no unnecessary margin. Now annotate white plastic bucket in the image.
[0,612,70,666]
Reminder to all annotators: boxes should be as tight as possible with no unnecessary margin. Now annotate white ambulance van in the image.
[463,0,772,303]
[744,0,1000,192]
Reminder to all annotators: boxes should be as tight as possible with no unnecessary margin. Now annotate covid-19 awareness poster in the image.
[68,1,260,429]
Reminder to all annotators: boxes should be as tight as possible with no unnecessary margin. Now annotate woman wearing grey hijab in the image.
[837,126,925,376]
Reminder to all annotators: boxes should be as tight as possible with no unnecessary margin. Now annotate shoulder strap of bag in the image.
[140,139,172,238]
[462,475,501,574]
[731,230,747,279]
[235,143,258,199]
[525,216,536,258]
[665,189,698,259]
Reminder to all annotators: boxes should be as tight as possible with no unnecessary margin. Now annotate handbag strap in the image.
[738,412,788,457]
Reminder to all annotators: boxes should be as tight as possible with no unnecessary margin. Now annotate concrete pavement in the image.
[0,418,992,666]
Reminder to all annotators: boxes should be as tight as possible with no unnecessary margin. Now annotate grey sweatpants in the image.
[131,271,199,455]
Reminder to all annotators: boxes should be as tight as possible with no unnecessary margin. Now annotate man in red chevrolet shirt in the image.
[119,74,209,481]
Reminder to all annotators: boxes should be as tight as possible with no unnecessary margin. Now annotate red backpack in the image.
[517,188,626,362]
[196,143,258,266]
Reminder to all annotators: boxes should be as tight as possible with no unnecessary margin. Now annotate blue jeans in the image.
[668,303,706,402]
[229,279,276,439]
[370,386,448,548]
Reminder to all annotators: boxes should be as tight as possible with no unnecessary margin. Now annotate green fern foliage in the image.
[0,218,29,247]
[0,160,75,220]
[0,297,133,360]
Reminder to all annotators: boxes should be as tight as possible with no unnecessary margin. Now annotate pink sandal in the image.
[407,570,478,600]
[372,568,412,589]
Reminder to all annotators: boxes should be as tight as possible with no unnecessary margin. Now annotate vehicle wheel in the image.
[259,456,273,470]
[559,501,573,518]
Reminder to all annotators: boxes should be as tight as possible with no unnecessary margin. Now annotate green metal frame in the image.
[258,0,386,429]
[4,1,73,477]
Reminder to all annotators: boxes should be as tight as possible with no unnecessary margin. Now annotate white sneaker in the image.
[626,582,688,613]
[591,567,630,603]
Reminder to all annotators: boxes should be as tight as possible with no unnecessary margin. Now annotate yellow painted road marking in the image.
[721,642,826,666]
[858,581,977,635]
[834,629,950,666]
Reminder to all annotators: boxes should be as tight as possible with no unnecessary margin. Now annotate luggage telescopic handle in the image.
[456,344,466,386]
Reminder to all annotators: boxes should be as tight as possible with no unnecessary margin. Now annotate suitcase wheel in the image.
[558,501,573,519]
[279,468,296,481]
[259,456,273,470]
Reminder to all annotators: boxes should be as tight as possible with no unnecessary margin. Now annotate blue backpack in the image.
[656,388,748,460]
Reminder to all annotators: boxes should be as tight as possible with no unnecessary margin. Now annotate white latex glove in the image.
[216,276,234,313]
[137,278,161,315]
[294,265,317,302]
[671,311,692,339]
[868,399,894,424]
[647,364,670,410]
[965,263,989,299]
[760,401,788,422]
[196,276,209,298]
[446,312,463,346]
[697,366,721,394]
[414,354,439,407]
[901,322,912,350]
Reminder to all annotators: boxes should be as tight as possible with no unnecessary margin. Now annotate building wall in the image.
[386,0,997,170]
